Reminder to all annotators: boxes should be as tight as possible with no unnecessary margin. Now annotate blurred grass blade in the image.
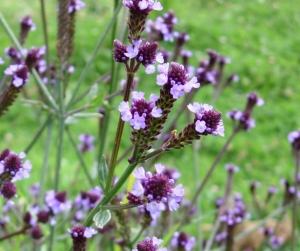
[98,155,109,190]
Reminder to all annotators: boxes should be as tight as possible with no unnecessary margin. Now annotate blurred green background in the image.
[1,0,300,249]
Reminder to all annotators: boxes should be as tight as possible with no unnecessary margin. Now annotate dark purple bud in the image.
[55,191,67,203]
[4,153,22,177]
[0,182,17,199]
[136,42,158,66]
[31,225,44,239]
[0,148,10,161]
[23,212,32,225]
[37,211,50,224]
[113,40,128,63]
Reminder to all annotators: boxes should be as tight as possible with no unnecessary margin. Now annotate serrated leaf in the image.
[93,209,111,228]
[98,155,108,190]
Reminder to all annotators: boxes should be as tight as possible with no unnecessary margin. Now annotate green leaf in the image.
[90,93,105,108]
[93,209,111,228]
[98,155,108,190]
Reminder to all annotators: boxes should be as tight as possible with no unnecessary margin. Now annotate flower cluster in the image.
[146,10,177,41]
[219,194,247,226]
[156,62,200,99]
[0,148,32,199]
[165,103,224,150]
[77,134,95,153]
[127,164,184,217]
[119,91,162,130]
[69,0,86,13]
[171,232,195,251]
[19,15,36,45]
[123,0,163,40]
[4,64,29,88]
[73,187,102,223]
[288,130,300,152]
[227,92,264,131]
[45,190,72,216]
[133,236,167,251]
[68,225,97,251]
[113,39,163,73]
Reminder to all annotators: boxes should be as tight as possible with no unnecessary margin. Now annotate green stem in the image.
[83,160,139,227]
[130,227,146,246]
[66,1,123,110]
[292,151,300,251]
[66,127,95,187]
[39,0,51,85]
[105,70,136,193]
[185,125,240,222]
[38,120,53,207]
[101,203,138,211]
[24,115,52,154]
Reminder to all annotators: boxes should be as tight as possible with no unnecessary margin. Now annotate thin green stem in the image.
[83,160,139,227]
[185,125,240,222]
[105,70,136,193]
[292,151,300,251]
[66,1,123,110]
[130,227,145,246]
[66,127,95,187]
[24,115,52,154]
[38,120,53,207]
[39,0,51,84]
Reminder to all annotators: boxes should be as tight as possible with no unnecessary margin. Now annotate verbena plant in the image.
[0,0,299,250]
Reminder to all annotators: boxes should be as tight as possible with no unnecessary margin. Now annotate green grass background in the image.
[1,0,300,249]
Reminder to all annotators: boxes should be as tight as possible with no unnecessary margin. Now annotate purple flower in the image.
[269,235,283,249]
[31,225,44,240]
[19,15,36,31]
[156,62,200,99]
[123,0,163,11]
[127,164,184,217]
[288,130,300,151]
[171,232,195,251]
[69,0,86,13]
[0,57,4,64]
[146,11,177,41]
[225,164,239,173]
[4,64,29,87]
[133,236,167,251]
[187,102,224,136]
[118,91,162,130]
[78,134,95,152]
[68,225,97,238]
[0,149,32,184]
[0,182,17,199]
[45,190,72,215]
[227,93,263,131]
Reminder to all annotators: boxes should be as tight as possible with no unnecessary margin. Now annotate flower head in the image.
[78,134,95,152]
[156,62,200,99]
[188,102,224,136]
[133,236,167,251]
[288,130,300,152]
[171,232,195,251]
[45,190,72,215]
[127,164,184,216]
[4,64,29,87]
[118,92,162,130]
[0,149,32,184]
[69,0,86,13]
